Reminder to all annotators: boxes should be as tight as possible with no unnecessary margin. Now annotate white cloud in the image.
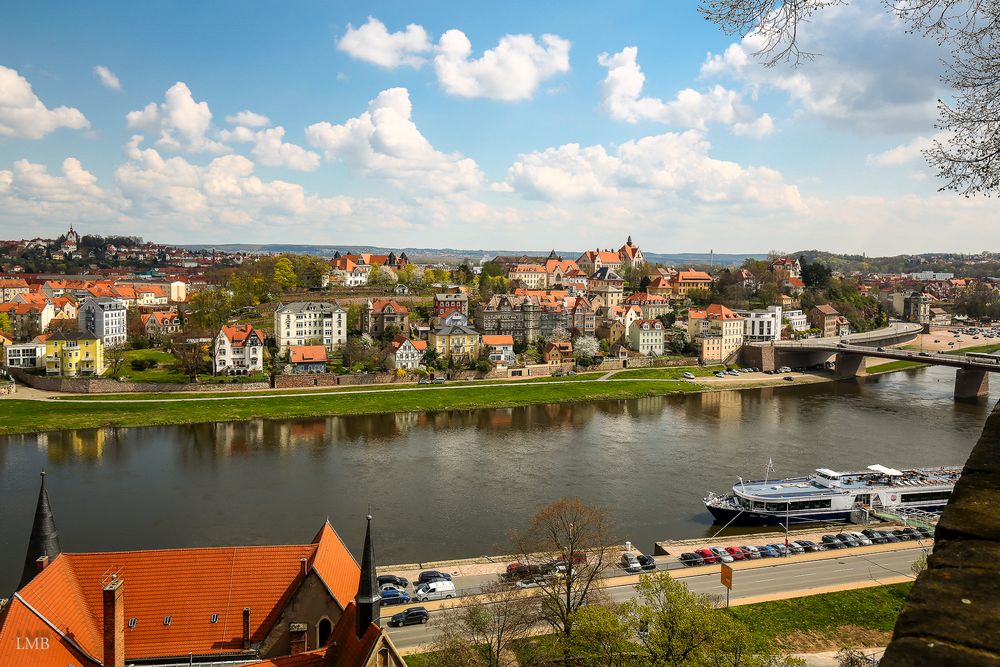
[225,110,270,127]
[337,17,432,68]
[0,65,89,139]
[93,65,122,91]
[435,30,570,101]
[503,130,804,211]
[126,82,227,153]
[220,125,321,172]
[867,133,946,167]
[597,47,772,137]
[0,157,124,223]
[305,87,482,192]
[700,0,944,135]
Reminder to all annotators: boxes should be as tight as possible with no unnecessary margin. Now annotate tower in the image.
[18,472,61,590]
[356,513,381,637]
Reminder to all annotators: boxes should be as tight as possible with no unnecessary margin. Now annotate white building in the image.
[736,306,783,343]
[482,335,515,364]
[169,280,188,302]
[783,309,809,332]
[78,297,127,348]
[213,324,264,375]
[5,339,46,369]
[274,301,347,353]
[386,336,426,370]
[629,319,665,356]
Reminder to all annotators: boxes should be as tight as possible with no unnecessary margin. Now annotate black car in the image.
[793,539,822,552]
[891,529,912,541]
[861,529,888,544]
[417,570,452,584]
[378,574,409,589]
[389,607,429,627]
[637,554,657,570]
[917,526,935,539]
[882,531,901,543]
[898,527,923,540]
[836,533,861,547]
[679,552,705,566]
[821,535,845,549]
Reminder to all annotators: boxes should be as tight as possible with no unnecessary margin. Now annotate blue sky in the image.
[0,0,995,254]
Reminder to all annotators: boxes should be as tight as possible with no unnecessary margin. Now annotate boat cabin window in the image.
[752,501,765,510]
[901,491,951,503]
[765,502,788,512]
[854,494,871,505]
[788,499,832,511]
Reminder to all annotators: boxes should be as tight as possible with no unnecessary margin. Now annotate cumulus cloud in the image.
[93,65,122,91]
[225,110,270,127]
[434,30,570,101]
[597,47,772,137]
[700,0,944,134]
[219,124,321,171]
[0,65,89,139]
[337,16,432,68]
[866,133,946,167]
[305,87,482,192]
[502,130,804,211]
[0,157,124,223]
[126,82,227,153]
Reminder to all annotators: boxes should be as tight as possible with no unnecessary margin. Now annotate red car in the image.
[694,548,718,564]
[724,546,746,561]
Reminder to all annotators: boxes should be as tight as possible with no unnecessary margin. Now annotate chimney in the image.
[35,555,49,572]
[103,577,125,667]
[300,557,308,577]
[242,607,251,650]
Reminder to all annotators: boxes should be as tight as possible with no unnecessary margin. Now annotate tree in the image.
[186,288,233,334]
[699,0,1000,195]
[549,326,571,343]
[169,334,209,381]
[508,497,616,638]
[105,344,128,377]
[431,580,539,667]
[570,604,638,666]
[0,312,12,334]
[575,335,600,360]
[272,257,297,290]
[687,288,711,307]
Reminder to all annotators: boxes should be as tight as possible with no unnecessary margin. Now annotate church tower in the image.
[18,472,61,590]
[356,513,381,637]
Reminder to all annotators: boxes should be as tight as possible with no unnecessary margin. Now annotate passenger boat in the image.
[704,464,961,526]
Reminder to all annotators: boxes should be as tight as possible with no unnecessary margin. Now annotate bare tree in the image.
[508,497,616,639]
[105,343,128,377]
[169,334,209,381]
[699,0,1000,195]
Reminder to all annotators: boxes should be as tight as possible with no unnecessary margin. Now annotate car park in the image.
[679,552,705,566]
[417,570,452,585]
[637,553,657,570]
[739,545,762,559]
[378,574,409,589]
[389,607,429,627]
[379,588,412,605]
[724,546,746,561]
[708,547,735,563]
[694,548,718,564]
[620,552,642,573]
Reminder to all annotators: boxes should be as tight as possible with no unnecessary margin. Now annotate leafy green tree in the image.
[186,288,233,334]
[570,604,638,666]
[481,261,504,278]
[272,257,297,290]
[799,257,832,289]
[0,312,12,334]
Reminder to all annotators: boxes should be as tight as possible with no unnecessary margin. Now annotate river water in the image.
[0,366,994,593]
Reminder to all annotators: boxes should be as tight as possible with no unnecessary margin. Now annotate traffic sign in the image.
[720,563,733,589]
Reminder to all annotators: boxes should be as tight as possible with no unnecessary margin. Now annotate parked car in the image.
[847,531,873,546]
[620,552,642,573]
[637,553,657,570]
[881,531,901,543]
[417,570,452,585]
[783,376,795,381]
[898,527,923,540]
[861,529,888,544]
[503,563,543,581]
[836,533,861,547]
[708,546,734,563]
[767,543,790,556]
[418,377,431,384]
[714,371,727,378]
[431,377,446,384]
[562,550,589,564]
[724,546,746,561]
[413,579,457,601]
[379,587,412,605]
[756,545,779,558]
[378,574,409,590]
[891,529,912,541]
[792,539,821,552]
[739,545,762,559]
[919,352,931,357]
[821,535,845,549]
[785,542,805,554]
[683,372,696,379]
[515,576,547,589]
[389,607,429,627]
[917,526,934,539]
[679,552,705,567]
[694,548,718,564]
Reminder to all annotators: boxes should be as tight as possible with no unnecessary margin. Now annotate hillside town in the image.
[2,227,998,387]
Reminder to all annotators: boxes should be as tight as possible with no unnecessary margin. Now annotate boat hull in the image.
[706,504,853,526]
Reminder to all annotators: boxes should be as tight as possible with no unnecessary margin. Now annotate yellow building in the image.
[45,331,104,376]
[688,304,744,364]
[428,323,481,360]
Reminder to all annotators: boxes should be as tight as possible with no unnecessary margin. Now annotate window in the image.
[901,490,951,503]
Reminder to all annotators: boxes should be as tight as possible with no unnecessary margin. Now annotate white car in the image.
[708,547,734,563]
[619,552,642,573]
[848,531,873,546]
[682,372,695,380]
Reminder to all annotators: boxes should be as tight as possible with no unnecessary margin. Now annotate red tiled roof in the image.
[246,602,385,667]
[813,304,840,316]
[290,345,328,364]
[221,324,259,347]
[369,299,408,315]
[678,270,712,282]
[411,340,427,351]
[482,335,514,346]
[511,264,545,273]
[309,522,362,610]
[0,595,98,667]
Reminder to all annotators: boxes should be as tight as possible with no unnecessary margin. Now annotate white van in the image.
[413,579,456,601]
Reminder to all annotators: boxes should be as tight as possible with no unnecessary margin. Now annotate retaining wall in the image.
[9,368,269,394]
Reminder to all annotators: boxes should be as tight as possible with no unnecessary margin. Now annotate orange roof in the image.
[626,292,668,303]
[0,278,29,288]
[543,259,579,273]
[6,522,360,663]
[813,304,840,316]
[0,332,13,344]
[221,324,260,347]
[290,345,328,363]
[511,264,545,273]
[482,335,514,346]
[689,304,742,321]
[648,276,671,288]
[580,250,622,264]
[785,277,805,288]
[678,270,712,282]
[411,340,427,351]
[0,595,97,667]
[369,299,408,315]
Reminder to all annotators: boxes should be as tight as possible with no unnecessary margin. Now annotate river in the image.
[0,365,994,593]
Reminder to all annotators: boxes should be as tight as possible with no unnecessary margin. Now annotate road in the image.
[383,547,923,651]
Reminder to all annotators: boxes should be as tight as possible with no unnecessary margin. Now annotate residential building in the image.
[782,277,805,296]
[2,476,405,666]
[596,318,626,345]
[434,292,469,319]
[543,340,573,365]
[736,305,783,343]
[362,299,410,339]
[0,277,30,301]
[646,275,672,298]
[45,331,104,376]
[169,280,188,302]
[476,294,541,342]
[577,249,623,275]
[214,324,264,375]
[618,236,645,268]
[140,311,181,340]
[588,267,625,308]
[836,316,851,337]
[671,269,713,300]
[688,304,745,364]
[482,334,515,364]
[289,345,328,373]
[771,257,802,278]
[428,323,481,359]
[930,307,951,326]
[508,264,547,289]
[629,319,665,356]
[275,302,347,353]
[809,304,842,338]
[385,336,426,370]
[783,309,809,332]
[78,296,127,348]
[625,292,672,319]
[0,302,54,338]
[4,336,47,369]
[542,253,580,287]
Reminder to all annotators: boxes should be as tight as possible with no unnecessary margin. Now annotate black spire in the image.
[627,235,633,246]
[547,249,558,260]
[18,472,60,590]
[356,513,381,637]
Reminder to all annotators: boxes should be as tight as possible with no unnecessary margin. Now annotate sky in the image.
[0,0,997,255]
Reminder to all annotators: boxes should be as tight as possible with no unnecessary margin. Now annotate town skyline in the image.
[3,1,999,255]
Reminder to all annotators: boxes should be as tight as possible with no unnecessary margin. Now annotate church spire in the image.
[356,512,381,638]
[626,235,633,246]
[18,472,61,590]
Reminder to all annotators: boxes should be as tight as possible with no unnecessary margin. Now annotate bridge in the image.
[745,323,997,400]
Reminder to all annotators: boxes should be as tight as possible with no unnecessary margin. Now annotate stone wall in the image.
[881,397,1000,666]
[9,368,269,394]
